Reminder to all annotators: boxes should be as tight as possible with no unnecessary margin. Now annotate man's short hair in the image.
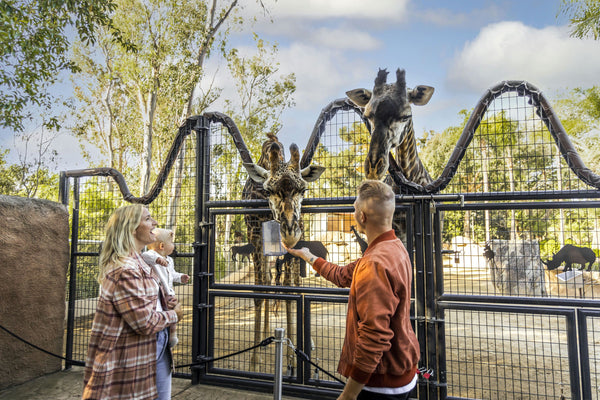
[357,180,394,204]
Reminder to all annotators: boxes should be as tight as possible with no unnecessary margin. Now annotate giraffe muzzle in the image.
[365,157,388,181]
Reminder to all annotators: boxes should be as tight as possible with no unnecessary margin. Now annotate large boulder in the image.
[486,239,547,296]
[0,195,69,390]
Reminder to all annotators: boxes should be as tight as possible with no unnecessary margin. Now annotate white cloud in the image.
[307,27,382,50]
[447,21,600,93]
[251,0,410,20]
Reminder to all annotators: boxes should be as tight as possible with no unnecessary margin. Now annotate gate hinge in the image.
[192,242,207,248]
[198,221,214,228]
[195,272,213,279]
[196,303,214,310]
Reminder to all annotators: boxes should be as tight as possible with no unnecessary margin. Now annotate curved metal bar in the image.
[425,80,600,193]
[300,98,368,168]
[203,111,254,165]
[62,116,204,204]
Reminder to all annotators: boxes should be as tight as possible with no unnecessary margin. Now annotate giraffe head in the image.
[243,136,325,248]
[346,68,434,180]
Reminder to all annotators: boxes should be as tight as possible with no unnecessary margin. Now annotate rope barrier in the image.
[174,336,275,369]
[1,322,433,384]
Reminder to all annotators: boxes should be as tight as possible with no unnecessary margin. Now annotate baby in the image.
[142,228,190,347]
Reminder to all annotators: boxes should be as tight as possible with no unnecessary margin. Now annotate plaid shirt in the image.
[83,254,178,400]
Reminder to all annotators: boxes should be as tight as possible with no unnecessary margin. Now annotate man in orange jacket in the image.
[285,180,419,400]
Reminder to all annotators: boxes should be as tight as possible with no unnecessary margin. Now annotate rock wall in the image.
[0,195,69,390]
[487,239,547,296]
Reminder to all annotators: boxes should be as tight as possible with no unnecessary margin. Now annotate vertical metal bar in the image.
[578,310,591,400]
[192,117,210,384]
[412,201,427,399]
[64,177,79,369]
[303,296,311,384]
[567,311,582,399]
[273,327,285,400]
[423,201,437,400]
[433,210,447,399]
[58,171,69,206]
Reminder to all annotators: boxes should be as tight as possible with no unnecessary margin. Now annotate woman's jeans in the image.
[156,329,171,400]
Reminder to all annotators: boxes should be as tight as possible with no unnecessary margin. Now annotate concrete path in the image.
[0,366,298,400]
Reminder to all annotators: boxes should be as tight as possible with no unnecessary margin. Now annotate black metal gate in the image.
[61,81,600,399]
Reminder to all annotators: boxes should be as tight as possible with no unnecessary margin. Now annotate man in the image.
[284,180,419,400]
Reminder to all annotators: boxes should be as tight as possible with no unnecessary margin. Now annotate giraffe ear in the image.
[408,85,434,106]
[300,165,326,182]
[243,162,269,183]
[346,89,372,107]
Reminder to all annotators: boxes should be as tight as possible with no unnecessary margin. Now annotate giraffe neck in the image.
[396,119,432,185]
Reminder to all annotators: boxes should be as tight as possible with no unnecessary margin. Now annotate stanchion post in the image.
[273,328,285,400]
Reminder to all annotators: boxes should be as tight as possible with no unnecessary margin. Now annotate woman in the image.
[83,205,182,400]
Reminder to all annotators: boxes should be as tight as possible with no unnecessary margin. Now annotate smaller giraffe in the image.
[241,133,325,371]
[346,68,434,183]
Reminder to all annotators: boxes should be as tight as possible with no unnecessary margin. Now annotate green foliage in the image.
[559,0,600,40]
[554,86,600,173]
[0,0,132,132]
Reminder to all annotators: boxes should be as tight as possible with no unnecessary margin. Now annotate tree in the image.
[217,35,296,245]
[0,0,132,132]
[71,0,265,236]
[559,0,600,40]
[554,87,600,173]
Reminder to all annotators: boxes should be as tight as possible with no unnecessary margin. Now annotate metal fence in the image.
[61,81,600,399]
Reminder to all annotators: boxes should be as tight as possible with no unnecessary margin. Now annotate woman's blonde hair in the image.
[98,204,144,283]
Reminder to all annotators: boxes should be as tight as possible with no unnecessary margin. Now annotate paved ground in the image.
[0,366,299,400]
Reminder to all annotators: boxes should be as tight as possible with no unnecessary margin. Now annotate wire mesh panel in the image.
[443,306,577,399]
[208,292,300,378]
[439,88,597,195]
[441,205,600,299]
[581,312,600,400]
[306,107,367,200]
[212,210,365,289]
[305,296,348,387]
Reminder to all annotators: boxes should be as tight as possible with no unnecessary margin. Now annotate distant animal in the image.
[350,225,368,254]
[541,244,596,272]
[275,240,329,280]
[483,243,495,262]
[231,243,255,262]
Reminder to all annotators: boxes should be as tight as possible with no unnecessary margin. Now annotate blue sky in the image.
[4,0,600,170]
[210,0,600,154]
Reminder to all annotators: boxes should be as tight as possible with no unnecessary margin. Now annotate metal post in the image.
[273,328,285,400]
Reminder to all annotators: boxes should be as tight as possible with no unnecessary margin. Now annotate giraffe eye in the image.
[399,114,412,122]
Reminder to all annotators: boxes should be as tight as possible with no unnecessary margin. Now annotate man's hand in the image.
[282,243,317,264]
[180,274,190,284]
[337,378,365,400]
[156,256,168,266]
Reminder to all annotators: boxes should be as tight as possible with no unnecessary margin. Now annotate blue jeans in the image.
[156,329,171,400]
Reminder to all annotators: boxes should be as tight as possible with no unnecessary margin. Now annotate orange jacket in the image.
[313,230,419,387]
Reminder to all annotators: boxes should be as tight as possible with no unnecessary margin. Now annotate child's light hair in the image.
[148,228,174,250]
[98,204,144,283]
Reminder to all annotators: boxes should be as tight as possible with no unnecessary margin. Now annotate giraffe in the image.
[346,68,436,242]
[241,133,325,370]
[346,68,434,184]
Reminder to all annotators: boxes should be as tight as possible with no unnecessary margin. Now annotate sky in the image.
[3,0,600,171]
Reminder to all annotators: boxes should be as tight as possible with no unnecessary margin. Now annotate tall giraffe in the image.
[346,68,435,242]
[241,133,325,370]
[346,68,435,185]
